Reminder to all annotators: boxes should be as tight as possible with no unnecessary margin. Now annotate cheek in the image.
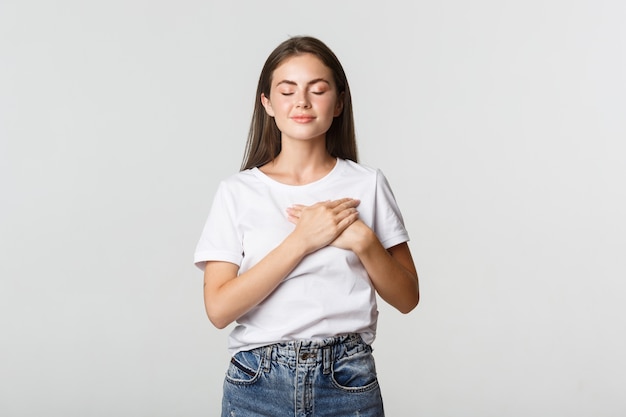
[325,99,342,116]
[269,99,291,115]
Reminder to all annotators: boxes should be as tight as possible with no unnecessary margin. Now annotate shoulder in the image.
[339,159,389,183]
[338,160,400,202]
[217,169,262,191]
[208,170,263,207]
[339,159,380,177]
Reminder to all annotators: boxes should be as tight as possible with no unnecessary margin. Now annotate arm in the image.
[204,198,360,329]
[287,205,419,313]
[203,236,306,329]
[330,220,419,313]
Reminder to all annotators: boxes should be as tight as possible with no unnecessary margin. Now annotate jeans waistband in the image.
[255,333,370,374]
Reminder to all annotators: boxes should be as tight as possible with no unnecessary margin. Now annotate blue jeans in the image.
[221,333,385,417]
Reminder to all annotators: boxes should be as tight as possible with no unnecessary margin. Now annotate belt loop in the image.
[323,346,331,375]
[263,345,272,372]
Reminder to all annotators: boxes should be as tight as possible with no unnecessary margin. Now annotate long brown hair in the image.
[240,36,358,170]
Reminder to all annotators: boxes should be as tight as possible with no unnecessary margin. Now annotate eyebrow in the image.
[275,78,331,87]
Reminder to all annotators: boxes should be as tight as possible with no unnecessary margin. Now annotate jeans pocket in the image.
[331,348,379,392]
[225,350,263,385]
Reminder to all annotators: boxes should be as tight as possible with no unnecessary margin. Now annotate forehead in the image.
[271,53,334,85]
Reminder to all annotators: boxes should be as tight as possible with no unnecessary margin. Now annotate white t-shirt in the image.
[194,158,409,354]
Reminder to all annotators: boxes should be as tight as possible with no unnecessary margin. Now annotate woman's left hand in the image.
[287,202,419,313]
[327,219,372,252]
[286,204,373,253]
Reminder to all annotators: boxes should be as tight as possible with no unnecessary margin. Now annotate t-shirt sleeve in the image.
[373,169,410,249]
[193,181,244,271]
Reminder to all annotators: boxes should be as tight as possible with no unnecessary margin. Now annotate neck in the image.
[261,137,337,185]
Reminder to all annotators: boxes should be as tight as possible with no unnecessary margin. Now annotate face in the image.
[261,53,344,144]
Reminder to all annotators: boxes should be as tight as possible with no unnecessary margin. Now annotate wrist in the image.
[284,232,314,257]
[352,227,378,256]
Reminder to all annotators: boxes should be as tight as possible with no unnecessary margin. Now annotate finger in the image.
[286,205,304,218]
[335,206,359,222]
[332,198,360,213]
[340,198,360,207]
[337,210,359,229]
[328,198,353,207]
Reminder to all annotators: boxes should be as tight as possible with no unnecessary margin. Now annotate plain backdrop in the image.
[1,1,625,416]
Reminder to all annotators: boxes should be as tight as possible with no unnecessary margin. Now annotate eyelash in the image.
[280,91,325,96]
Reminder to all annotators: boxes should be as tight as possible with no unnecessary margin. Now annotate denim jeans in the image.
[221,333,385,417]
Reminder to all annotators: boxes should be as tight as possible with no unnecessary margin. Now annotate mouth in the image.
[291,115,315,123]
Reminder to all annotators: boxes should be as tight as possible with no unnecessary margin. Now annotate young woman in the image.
[195,35,419,417]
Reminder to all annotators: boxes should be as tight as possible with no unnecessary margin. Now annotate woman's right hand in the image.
[285,198,360,254]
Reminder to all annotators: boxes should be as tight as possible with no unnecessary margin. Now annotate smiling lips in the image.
[291,115,315,123]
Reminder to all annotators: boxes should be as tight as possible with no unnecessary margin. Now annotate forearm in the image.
[355,233,419,313]
[204,235,308,328]
[205,198,363,328]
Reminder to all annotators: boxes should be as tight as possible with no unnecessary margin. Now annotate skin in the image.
[204,53,419,329]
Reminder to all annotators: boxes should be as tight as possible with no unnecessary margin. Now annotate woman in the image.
[195,35,419,417]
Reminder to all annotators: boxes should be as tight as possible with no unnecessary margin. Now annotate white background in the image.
[1,1,625,416]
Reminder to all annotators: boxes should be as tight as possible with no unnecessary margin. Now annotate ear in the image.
[333,91,345,117]
[261,93,275,117]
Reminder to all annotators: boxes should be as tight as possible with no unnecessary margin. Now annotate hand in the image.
[286,198,360,254]
[329,219,374,253]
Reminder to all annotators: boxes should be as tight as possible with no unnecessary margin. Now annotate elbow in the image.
[207,312,232,329]
[204,290,235,329]
[398,290,420,314]
[398,297,419,314]
[205,304,234,329]
[211,320,230,330]
[400,274,420,314]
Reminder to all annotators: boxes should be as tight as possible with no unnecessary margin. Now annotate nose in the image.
[295,92,311,108]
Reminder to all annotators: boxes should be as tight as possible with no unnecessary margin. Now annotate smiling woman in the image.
[260,54,344,147]
[194,35,419,417]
